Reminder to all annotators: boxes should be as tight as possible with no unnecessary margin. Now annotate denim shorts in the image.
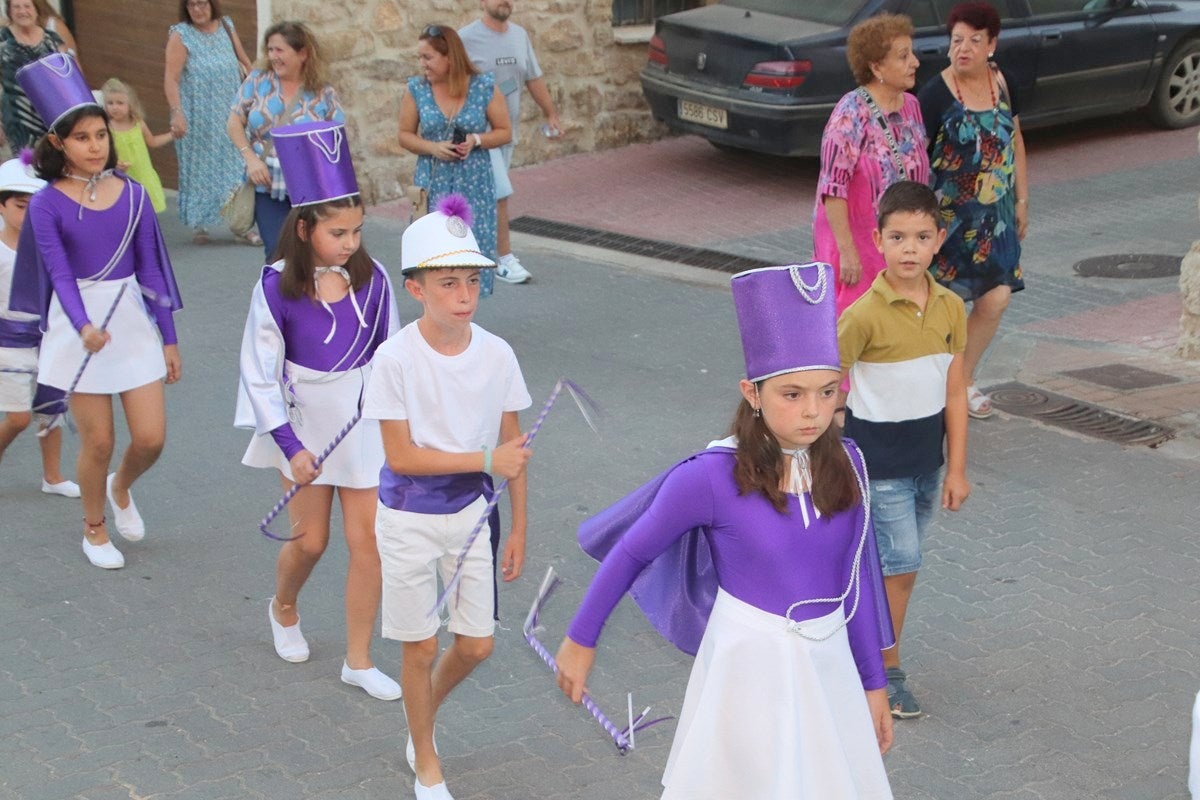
[489,146,514,200]
[869,468,943,576]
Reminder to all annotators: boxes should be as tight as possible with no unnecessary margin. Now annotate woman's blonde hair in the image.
[419,24,479,99]
[101,77,144,123]
[259,21,328,94]
[846,13,914,86]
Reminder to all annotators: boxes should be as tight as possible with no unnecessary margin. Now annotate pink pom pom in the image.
[19,148,34,167]
[436,193,473,228]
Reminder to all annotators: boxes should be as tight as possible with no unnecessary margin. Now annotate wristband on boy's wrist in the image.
[482,446,492,474]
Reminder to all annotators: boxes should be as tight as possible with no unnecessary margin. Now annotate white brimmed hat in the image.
[401,194,495,274]
[0,156,46,195]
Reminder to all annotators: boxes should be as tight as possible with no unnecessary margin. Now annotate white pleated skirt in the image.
[661,590,893,800]
[241,361,383,489]
[38,275,165,394]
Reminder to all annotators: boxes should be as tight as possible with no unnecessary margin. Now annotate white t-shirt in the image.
[458,20,542,147]
[363,321,531,452]
[0,239,36,325]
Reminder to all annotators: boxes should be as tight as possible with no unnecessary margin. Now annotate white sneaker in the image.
[268,597,310,662]
[495,253,531,284]
[106,473,145,541]
[414,778,454,800]
[42,479,81,498]
[341,662,401,700]
[82,537,124,569]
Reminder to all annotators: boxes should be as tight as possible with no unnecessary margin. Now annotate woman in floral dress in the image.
[813,13,929,317]
[918,2,1028,419]
[398,24,511,298]
[0,0,65,155]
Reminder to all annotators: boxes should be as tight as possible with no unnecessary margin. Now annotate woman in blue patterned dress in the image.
[227,21,343,260]
[164,0,254,245]
[918,2,1028,419]
[398,24,511,298]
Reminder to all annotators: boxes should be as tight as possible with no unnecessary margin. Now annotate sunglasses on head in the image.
[422,25,444,38]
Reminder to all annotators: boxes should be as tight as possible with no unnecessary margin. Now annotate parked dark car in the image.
[640,0,1200,156]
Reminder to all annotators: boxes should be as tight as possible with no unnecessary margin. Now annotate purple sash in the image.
[0,316,40,348]
[379,470,494,514]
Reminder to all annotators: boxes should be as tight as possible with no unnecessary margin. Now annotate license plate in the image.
[678,100,727,129]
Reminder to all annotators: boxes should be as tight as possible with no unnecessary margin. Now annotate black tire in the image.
[1149,38,1200,129]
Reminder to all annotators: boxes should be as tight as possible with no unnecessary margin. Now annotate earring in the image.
[753,407,762,419]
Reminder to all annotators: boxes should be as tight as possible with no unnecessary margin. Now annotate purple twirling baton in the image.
[33,282,129,429]
[523,567,670,754]
[257,409,362,541]
[429,378,599,618]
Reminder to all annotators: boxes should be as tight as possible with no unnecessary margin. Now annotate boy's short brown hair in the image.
[877,180,940,229]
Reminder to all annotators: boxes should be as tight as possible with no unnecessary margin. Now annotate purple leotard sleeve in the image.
[130,188,178,345]
[567,452,888,690]
[270,424,303,460]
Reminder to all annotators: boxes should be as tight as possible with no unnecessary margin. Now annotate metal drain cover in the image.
[1059,363,1181,391]
[987,382,1174,448]
[1072,254,1180,279]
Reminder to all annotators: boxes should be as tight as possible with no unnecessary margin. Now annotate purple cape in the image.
[577,441,893,657]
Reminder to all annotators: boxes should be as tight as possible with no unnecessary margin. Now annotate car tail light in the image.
[648,35,668,68]
[743,60,811,90]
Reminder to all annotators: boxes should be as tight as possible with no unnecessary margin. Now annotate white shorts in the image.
[376,495,496,641]
[0,345,37,412]
[489,146,514,201]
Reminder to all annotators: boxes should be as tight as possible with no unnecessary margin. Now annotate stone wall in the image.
[271,0,666,204]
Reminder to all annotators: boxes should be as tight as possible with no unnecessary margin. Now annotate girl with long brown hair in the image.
[556,264,897,799]
[235,121,400,700]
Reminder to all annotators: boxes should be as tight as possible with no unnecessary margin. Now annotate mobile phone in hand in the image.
[451,127,467,145]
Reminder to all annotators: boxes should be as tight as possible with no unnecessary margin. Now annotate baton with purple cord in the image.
[524,567,671,754]
[428,379,599,618]
[31,282,129,431]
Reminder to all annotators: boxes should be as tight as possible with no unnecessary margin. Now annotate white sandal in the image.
[966,385,994,419]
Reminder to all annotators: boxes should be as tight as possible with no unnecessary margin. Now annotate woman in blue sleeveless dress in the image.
[398,24,511,298]
[164,0,253,243]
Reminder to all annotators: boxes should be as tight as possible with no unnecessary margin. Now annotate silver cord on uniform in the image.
[314,266,367,345]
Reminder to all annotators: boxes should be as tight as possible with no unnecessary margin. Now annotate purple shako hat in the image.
[271,120,358,206]
[15,53,100,133]
[730,263,840,382]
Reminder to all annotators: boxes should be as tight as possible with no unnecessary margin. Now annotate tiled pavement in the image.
[1,110,1198,799]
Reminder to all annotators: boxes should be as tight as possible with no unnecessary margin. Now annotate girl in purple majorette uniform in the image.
[556,264,897,799]
[8,54,182,570]
[234,120,402,701]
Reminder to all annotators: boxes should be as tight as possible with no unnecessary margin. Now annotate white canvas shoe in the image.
[42,479,81,498]
[268,597,310,663]
[81,537,124,569]
[341,662,401,700]
[106,474,145,541]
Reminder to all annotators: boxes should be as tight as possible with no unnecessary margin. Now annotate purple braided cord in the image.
[523,567,633,753]
[429,378,578,618]
[34,282,129,427]
[257,410,362,541]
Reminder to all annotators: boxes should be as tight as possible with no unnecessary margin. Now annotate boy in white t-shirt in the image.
[0,157,77,497]
[363,195,532,800]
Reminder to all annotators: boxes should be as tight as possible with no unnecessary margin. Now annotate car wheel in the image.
[1149,38,1200,129]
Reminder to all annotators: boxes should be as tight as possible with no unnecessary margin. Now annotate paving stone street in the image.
[3,114,1200,799]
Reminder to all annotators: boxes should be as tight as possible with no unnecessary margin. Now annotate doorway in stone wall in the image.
[64,0,256,190]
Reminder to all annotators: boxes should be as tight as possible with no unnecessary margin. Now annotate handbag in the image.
[220,180,256,235]
[222,90,303,235]
[406,185,428,221]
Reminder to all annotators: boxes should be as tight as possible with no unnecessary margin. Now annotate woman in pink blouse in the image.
[813,14,930,316]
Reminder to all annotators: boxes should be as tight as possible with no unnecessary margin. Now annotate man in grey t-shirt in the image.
[460,0,561,285]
